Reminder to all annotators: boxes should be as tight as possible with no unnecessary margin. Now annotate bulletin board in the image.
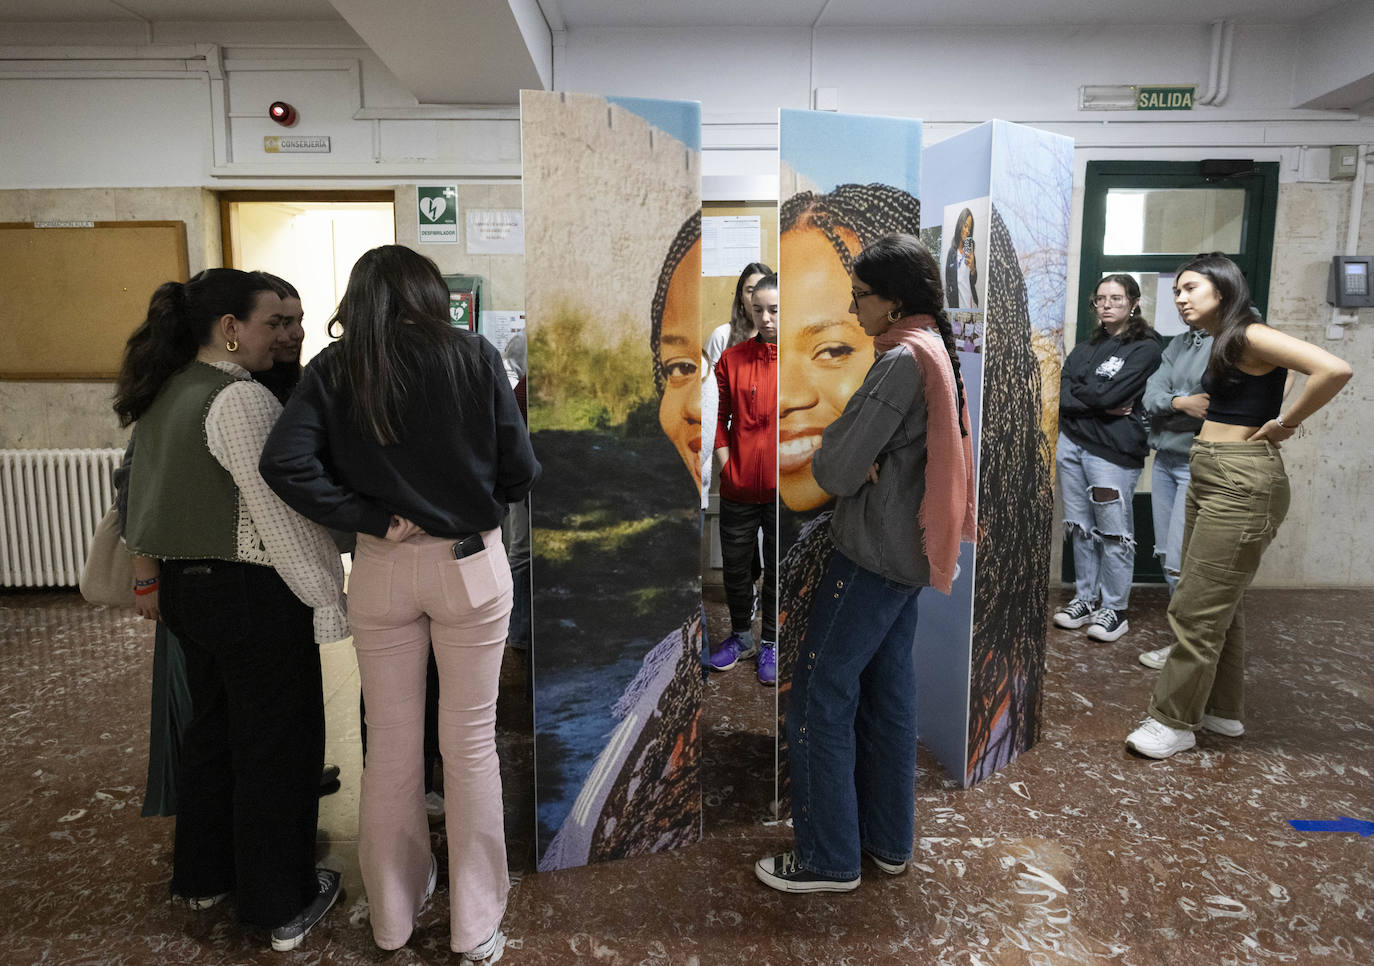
[0,221,189,380]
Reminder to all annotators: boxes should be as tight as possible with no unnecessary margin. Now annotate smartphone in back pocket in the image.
[452,533,485,559]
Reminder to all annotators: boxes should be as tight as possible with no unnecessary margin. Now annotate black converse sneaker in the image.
[754,850,860,893]
[1086,608,1129,642]
[1052,598,1096,629]
[269,867,342,951]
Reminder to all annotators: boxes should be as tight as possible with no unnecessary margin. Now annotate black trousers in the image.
[160,560,323,928]
[719,496,777,640]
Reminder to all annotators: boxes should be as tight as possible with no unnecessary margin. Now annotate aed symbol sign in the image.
[1136,86,1195,111]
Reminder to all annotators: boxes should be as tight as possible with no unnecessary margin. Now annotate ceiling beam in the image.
[326,0,549,105]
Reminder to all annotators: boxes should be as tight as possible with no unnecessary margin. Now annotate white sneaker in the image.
[460,926,507,964]
[1126,718,1196,759]
[1138,645,1173,669]
[1202,713,1245,737]
[425,790,445,824]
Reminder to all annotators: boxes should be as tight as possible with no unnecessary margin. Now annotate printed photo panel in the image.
[775,109,926,814]
[521,91,704,870]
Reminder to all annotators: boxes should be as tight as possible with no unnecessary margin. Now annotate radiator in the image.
[0,449,123,588]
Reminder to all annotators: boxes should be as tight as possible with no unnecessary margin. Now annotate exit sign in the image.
[1137,86,1195,111]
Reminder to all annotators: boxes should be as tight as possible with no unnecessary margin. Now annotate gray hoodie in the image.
[1142,329,1212,458]
[812,345,932,588]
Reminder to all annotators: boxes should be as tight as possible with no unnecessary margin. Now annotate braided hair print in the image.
[966,205,1053,782]
[649,212,705,491]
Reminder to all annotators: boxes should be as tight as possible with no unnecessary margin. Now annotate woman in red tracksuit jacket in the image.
[708,273,780,685]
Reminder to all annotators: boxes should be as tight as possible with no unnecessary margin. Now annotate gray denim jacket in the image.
[812,344,931,588]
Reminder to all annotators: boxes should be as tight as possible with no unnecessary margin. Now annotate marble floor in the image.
[1,586,1370,965]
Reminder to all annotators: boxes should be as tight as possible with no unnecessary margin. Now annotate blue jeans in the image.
[787,548,921,880]
[1057,434,1141,611]
[1151,450,1191,594]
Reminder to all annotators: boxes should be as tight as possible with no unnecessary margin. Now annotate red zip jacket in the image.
[714,337,777,504]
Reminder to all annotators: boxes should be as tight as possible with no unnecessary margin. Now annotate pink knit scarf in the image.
[873,314,977,594]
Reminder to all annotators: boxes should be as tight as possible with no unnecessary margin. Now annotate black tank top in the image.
[1200,365,1286,426]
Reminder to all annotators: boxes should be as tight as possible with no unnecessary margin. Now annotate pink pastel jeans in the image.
[349,530,511,952]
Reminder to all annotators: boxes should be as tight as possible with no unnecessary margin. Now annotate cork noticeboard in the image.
[0,221,189,380]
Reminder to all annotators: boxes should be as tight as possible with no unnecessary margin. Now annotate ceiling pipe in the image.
[1195,20,1224,105]
[1211,21,1235,107]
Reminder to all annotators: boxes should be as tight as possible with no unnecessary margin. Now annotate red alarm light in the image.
[269,101,298,127]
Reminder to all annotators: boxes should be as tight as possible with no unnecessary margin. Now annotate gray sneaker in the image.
[269,867,342,951]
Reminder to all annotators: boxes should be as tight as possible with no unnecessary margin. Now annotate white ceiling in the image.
[0,0,1353,27]
[550,0,1348,28]
[0,0,340,22]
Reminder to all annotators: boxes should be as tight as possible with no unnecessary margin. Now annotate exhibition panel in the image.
[522,91,705,871]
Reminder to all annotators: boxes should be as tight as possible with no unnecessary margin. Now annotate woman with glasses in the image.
[1051,274,1162,643]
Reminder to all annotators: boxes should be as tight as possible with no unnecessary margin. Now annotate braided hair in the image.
[649,211,701,397]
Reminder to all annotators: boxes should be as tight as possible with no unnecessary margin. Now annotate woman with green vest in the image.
[115,267,349,952]
[260,245,538,960]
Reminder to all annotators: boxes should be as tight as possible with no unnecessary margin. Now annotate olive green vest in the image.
[125,362,241,561]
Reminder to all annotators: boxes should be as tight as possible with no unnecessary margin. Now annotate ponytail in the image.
[114,269,274,426]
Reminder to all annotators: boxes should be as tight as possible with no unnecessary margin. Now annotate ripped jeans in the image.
[1057,434,1141,612]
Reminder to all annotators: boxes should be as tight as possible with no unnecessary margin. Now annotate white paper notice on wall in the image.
[466,209,525,254]
[480,310,526,360]
[702,215,762,277]
[417,186,459,244]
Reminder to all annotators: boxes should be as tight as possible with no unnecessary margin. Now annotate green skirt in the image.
[141,622,191,818]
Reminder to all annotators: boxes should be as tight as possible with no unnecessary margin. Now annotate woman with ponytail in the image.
[755,234,976,893]
[1051,274,1162,644]
[116,268,348,951]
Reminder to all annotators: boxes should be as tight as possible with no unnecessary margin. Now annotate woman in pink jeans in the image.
[260,245,539,962]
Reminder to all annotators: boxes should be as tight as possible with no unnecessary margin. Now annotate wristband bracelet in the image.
[134,576,159,588]
[1276,413,1306,437]
[134,584,158,596]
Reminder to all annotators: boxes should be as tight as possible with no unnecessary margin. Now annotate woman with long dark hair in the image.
[116,268,349,951]
[1126,253,1351,759]
[1051,273,1162,643]
[944,207,979,309]
[755,234,975,892]
[260,245,538,959]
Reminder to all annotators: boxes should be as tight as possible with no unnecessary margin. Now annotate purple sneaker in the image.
[757,642,776,686]
[708,633,756,671]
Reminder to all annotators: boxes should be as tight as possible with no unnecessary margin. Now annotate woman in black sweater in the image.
[260,245,538,959]
[1052,274,1162,643]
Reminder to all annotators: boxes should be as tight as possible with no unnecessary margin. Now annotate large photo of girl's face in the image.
[522,92,704,872]
[655,237,704,493]
[778,224,872,512]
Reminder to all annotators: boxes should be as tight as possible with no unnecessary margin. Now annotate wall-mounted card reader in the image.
[1327,256,1373,308]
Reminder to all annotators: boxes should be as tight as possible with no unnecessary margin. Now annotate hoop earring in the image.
[226,338,238,352]
[886,308,902,323]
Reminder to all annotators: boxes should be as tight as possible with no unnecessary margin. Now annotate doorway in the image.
[220,191,396,365]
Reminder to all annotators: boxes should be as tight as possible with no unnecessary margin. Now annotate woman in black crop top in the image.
[1126,253,1352,760]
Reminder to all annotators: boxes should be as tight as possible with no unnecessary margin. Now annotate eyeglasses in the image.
[851,288,877,302]
[1092,294,1130,307]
